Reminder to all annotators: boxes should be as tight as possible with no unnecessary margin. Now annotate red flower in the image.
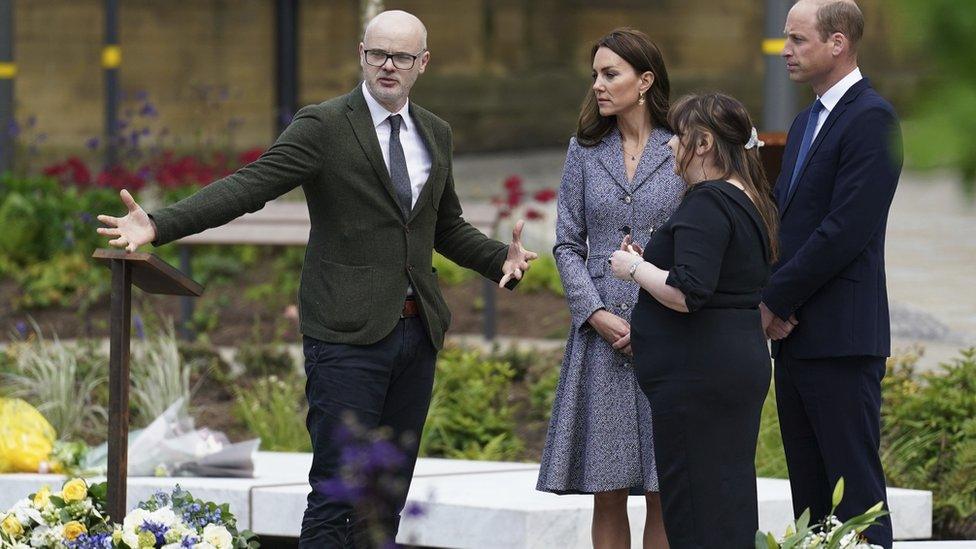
[503,175,522,192]
[41,157,93,187]
[525,208,544,220]
[97,165,146,192]
[533,188,557,203]
[506,190,523,208]
[238,147,264,166]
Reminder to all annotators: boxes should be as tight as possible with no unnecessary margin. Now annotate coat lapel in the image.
[345,87,402,212]
[407,105,444,224]
[629,127,674,194]
[597,129,632,193]
[780,79,871,217]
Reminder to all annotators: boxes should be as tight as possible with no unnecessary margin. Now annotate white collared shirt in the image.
[813,67,863,139]
[361,82,432,209]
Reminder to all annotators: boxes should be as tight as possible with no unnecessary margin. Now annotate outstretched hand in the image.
[96,189,157,253]
[499,219,540,288]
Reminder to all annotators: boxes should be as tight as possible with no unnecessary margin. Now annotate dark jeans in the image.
[775,352,893,548]
[299,317,437,548]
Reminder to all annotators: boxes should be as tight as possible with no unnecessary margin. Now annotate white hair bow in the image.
[745,127,765,150]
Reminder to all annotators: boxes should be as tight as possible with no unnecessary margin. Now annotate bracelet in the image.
[628,259,643,280]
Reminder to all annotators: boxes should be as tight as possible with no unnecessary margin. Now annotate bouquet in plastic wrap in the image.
[82,399,259,478]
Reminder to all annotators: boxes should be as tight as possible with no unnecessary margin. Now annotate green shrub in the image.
[420,347,523,460]
[881,347,976,538]
[12,253,107,309]
[233,375,311,452]
[2,327,107,441]
[515,254,563,296]
[528,363,560,422]
[130,320,193,426]
[755,382,789,479]
[235,343,298,379]
[432,252,475,286]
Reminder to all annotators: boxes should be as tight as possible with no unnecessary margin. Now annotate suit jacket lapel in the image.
[629,127,674,194]
[780,79,871,217]
[407,105,444,223]
[597,129,632,193]
[345,87,402,211]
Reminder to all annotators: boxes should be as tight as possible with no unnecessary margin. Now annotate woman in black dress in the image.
[609,93,780,548]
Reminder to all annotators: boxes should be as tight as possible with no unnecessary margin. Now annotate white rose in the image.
[194,543,217,549]
[121,529,141,549]
[202,524,233,549]
[123,507,149,532]
[147,507,178,528]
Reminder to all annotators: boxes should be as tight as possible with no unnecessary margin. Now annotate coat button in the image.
[620,303,630,311]
[407,265,414,272]
[624,195,633,204]
[623,361,631,368]
[404,225,411,233]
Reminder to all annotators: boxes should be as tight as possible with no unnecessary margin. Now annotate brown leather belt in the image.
[401,298,420,318]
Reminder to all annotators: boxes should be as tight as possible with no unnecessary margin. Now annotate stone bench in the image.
[0,452,933,547]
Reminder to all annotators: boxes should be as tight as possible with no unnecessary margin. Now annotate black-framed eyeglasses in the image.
[363,48,427,70]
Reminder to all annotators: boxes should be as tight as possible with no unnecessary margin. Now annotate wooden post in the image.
[92,249,204,522]
[106,258,132,522]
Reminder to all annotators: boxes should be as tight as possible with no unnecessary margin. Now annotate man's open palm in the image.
[96,189,156,252]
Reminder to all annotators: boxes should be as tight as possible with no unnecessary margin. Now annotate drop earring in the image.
[638,89,646,106]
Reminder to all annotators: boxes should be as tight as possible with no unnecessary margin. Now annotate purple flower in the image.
[134,314,145,340]
[85,137,100,150]
[15,321,28,339]
[314,477,366,503]
[140,520,170,545]
[404,501,425,518]
[6,118,19,138]
[140,102,158,118]
[65,532,113,549]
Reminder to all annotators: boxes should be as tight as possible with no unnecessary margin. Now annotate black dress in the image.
[631,180,772,548]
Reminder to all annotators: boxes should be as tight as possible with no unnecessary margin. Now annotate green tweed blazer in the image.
[150,86,512,349]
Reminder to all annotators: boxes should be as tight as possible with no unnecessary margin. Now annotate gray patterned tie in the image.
[387,114,413,218]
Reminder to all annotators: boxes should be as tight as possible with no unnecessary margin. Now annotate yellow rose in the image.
[63,521,87,541]
[33,485,52,508]
[61,478,88,502]
[1,513,23,538]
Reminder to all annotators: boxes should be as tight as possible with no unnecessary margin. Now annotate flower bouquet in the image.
[0,479,257,548]
[755,478,888,549]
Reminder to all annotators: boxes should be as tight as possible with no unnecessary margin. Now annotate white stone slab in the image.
[0,453,935,547]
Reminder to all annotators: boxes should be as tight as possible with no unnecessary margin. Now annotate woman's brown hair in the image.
[667,93,780,263]
[577,28,671,147]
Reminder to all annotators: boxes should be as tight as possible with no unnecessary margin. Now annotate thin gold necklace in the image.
[622,134,648,162]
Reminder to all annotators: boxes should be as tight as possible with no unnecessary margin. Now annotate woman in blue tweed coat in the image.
[536,29,684,548]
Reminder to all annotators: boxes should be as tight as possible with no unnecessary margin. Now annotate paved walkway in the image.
[454,149,976,371]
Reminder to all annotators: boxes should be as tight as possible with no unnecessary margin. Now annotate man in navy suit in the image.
[760,1,901,546]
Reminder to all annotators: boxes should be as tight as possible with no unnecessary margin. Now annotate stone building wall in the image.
[11,0,917,153]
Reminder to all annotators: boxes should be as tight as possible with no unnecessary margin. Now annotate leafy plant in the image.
[515,254,564,296]
[756,382,789,479]
[233,375,310,452]
[2,324,107,441]
[881,347,976,538]
[129,320,193,426]
[756,478,888,548]
[431,252,475,286]
[420,347,523,460]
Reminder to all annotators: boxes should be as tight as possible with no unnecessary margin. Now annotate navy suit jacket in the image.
[765,78,902,359]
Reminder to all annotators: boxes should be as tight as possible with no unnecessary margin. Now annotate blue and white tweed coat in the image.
[537,126,685,494]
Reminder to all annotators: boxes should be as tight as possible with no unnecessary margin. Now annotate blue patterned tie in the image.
[786,99,825,200]
[387,114,413,218]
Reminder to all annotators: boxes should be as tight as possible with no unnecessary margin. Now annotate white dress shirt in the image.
[361,82,432,209]
[813,67,863,139]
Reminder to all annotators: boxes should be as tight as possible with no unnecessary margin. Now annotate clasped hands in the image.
[760,302,798,341]
[587,236,647,356]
